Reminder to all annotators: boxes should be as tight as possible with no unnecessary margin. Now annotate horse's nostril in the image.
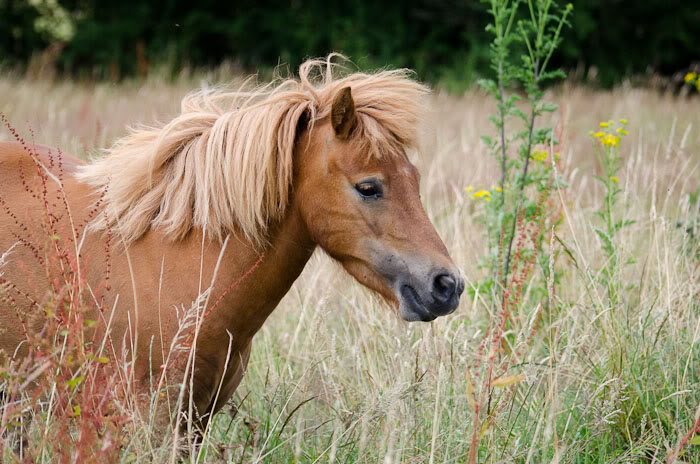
[433,274,456,302]
[456,277,465,297]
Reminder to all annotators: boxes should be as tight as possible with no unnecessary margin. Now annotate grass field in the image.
[1,72,699,463]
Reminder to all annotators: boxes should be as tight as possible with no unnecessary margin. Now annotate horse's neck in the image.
[207,204,316,340]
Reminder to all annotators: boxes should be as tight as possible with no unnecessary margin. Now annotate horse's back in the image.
[0,141,84,179]
[0,142,87,359]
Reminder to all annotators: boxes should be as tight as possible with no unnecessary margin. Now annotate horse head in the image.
[294,85,464,321]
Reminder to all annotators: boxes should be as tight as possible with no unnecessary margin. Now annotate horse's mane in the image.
[76,54,430,247]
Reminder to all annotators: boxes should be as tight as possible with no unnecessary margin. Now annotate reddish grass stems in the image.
[0,119,125,461]
[467,186,561,464]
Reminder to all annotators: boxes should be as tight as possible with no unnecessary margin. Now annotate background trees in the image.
[1,0,698,88]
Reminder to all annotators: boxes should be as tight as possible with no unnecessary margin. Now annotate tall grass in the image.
[0,71,699,462]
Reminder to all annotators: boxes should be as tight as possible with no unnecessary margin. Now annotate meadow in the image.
[0,71,699,463]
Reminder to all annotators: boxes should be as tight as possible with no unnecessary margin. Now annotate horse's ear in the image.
[331,86,356,140]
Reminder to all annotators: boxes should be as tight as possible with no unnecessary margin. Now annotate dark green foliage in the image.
[0,0,50,65]
[1,0,699,87]
[559,0,700,87]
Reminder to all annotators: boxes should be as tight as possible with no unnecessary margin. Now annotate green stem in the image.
[503,59,540,290]
[540,3,573,76]
[493,0,519,288]
[605,148,617,306]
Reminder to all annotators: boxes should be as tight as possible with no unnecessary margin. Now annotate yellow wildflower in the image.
[530,149,548,162]
[616,128,629,135]
[464,186,474,192]
[593,131,605,138]
[619,118,628,125]
[599,121,609,128]
[494,186,502,192]
[685,72,697,83]
[473,189,491,200]
[600,134,620,148]
[609,176,619,184]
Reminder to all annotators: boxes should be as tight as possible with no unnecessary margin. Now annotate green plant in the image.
[684,72,700,92]
[465,0,571,462]
[676,186,700,260]
[475,0,571,298]
[588,118,633,306]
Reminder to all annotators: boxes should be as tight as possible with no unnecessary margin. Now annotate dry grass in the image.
[1,72,699,463]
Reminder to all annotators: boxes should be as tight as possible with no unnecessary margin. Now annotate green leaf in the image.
[614,219,636,230]
[539,102,559,112]
[593,227,614,254]
[506,94,522,104]
[477,78,498,97]
[481,135,494,148]
[554,233,578,268]
[66,376,85,392]
[512,108,528,122]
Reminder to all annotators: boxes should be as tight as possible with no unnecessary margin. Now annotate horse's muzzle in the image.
[397,269,464,322]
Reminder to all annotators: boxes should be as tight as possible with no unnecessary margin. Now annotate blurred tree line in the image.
[1,0,698,89]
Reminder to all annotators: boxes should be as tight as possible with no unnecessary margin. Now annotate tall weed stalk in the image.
[466,0,571,461]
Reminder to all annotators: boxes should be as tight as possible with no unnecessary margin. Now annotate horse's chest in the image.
[193,340,252,416]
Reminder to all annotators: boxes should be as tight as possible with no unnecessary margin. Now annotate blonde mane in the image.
[76,55,430,247]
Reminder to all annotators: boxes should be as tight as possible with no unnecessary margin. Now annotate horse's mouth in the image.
[399,284,437,322]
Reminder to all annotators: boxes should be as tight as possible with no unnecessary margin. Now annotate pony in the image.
[0,55,464,439]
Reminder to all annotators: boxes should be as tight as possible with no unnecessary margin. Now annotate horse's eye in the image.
[355,181,382,199]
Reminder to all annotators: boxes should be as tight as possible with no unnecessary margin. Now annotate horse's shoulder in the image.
[0,141,85,177]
